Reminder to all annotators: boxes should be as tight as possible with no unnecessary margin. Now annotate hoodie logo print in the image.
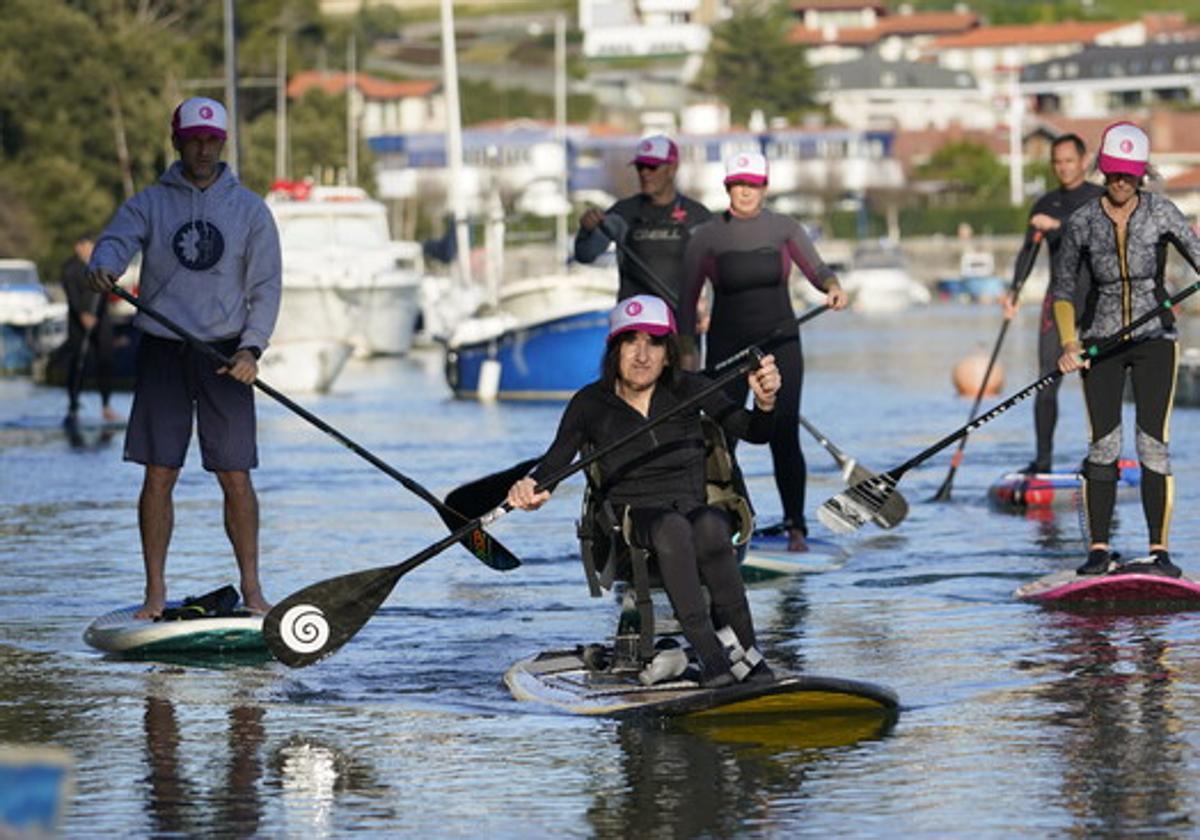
[172,220,224,271]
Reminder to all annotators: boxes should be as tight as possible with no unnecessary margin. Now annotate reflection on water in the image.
[4,305,1200,834]
[1032,614,1194,836]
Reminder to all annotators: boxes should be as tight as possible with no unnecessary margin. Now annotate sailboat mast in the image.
[440,0,473,288]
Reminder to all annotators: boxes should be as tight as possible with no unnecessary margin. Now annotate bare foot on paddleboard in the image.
[242,592,272,616]
[787,529,809,553]
[135,592,166,620]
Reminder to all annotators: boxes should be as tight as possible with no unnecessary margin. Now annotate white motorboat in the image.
[839,242,931,314]
[0,259,67,375]
[266,182,422,358]
[258,338,352,394]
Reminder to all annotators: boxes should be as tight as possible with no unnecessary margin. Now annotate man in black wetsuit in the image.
[1003,133,1105,474]
[60,233,120,425]
[574,135,712,302]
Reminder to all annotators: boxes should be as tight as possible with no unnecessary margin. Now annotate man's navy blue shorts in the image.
[124,334,257,471]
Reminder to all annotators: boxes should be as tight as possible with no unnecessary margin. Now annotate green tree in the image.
[915,141,1010,206]
[697,0,815,125]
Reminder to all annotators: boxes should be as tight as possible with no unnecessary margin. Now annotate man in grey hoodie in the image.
[87,96,282,619]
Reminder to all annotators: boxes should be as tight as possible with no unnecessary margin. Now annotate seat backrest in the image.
[575,415,754,596]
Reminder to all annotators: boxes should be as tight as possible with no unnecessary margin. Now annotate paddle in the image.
[931,231,1044,502]
[817,277,1200,534]
[798,414,907,529]
[106,284,519,572]
[263,349,767,668]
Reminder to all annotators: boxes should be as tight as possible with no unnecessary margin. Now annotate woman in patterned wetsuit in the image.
[679,152,848,552]
[1056,122,1200,577]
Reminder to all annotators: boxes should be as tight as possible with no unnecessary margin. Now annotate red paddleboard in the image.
[1015,569,1200,610]
[988,459,1139,510]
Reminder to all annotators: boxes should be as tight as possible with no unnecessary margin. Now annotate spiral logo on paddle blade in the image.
[279,604,330,654]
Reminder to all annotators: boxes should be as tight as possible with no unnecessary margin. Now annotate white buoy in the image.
[477,359,501,402]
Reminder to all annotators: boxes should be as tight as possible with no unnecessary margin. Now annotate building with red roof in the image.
[288,70,444,138]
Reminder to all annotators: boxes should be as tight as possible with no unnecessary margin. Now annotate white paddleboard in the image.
[741,528,850,581]
[84,602,264,654]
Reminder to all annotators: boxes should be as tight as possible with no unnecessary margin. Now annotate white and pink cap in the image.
[1098,121,1149,178]
[608,295,677,340]
[724,151,768,186]
[172,97,228,141]
[631,135,679,166]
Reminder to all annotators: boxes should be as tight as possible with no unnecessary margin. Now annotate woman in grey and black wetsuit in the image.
[1056,121,1200,578]
[679,152,848,552]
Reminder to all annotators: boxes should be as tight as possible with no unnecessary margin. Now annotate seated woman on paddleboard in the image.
[678,152,848,553]
[506,295,782,687]
[1055,121,1200,578]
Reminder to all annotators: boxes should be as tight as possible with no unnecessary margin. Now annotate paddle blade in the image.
[264,564,405,668]
[818,473,900,535]
[444,458,539,520]
[845,463,909,529]
[437,459,539,572]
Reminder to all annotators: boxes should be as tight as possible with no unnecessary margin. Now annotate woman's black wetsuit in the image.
[530,371,774,678]
[1053,190,1200,546]
[678,209,837,536]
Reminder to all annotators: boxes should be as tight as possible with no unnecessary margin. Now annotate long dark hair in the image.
[601,332,681,392]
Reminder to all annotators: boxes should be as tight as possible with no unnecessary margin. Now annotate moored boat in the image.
[0,259,67,375]
[266,181,422,358]
[444,264,617,400]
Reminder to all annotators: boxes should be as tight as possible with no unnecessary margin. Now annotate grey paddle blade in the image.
[818,473,900,535]
[844,463,908,530]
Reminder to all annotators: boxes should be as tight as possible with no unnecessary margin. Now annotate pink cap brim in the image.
[631,156,672,166]
[1098,153,1145,178]
[609,322,675,339]
[724,174,768,186]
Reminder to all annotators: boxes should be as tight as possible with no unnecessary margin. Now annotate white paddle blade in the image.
[818,493,872,534]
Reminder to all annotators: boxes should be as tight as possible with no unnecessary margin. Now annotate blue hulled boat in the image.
[444,267,616,401]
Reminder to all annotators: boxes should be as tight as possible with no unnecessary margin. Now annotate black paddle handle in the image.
[108,284,513,565]
[896,279,1200,478]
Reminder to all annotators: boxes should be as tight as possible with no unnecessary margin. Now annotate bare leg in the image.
[137,465,180,618]
[216,470,270,614]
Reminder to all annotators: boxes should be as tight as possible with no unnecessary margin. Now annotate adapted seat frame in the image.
[575,416,753,672]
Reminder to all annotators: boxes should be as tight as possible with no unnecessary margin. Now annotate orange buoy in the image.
[952,352,1004,397]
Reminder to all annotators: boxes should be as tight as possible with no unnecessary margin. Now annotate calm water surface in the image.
[3,304,1200,837]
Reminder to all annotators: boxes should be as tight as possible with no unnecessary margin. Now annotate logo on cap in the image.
[737,155,749,166]
[625,301,643,317]
[199,105,214,120]
[1120,139,1133,153]
[640,141,652,152]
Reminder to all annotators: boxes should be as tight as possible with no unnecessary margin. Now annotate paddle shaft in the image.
[344,359,760,577]
[933,232,1045,499]
[108,284,516,569]
[797,414,853,473]
[891,278,1199,483]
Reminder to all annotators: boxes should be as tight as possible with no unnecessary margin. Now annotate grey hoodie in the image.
[90,161,282,350]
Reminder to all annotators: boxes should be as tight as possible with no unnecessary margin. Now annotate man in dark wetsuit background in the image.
[1003,133,1105,474]
[574,134,712,302]
[60,232,120,425]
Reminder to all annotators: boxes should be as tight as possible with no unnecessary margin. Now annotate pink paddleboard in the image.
[1016,569,1200,608]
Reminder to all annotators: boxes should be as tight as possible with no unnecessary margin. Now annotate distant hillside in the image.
[901,0,1199,25]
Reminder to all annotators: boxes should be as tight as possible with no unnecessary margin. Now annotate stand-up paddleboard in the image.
[505,647,898,721]
[988,459,1139,511]
[84,586,265,655]
[741,524,850,582]
[1015,568,1200,610]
